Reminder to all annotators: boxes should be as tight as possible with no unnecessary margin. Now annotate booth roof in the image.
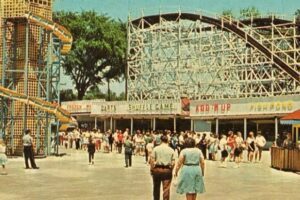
[281,109,300,120]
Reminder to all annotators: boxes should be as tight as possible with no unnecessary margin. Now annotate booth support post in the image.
[153,118,156,131]
[173,116,176,132]
[94,117,97,129]
[215,118,219,135]
[244,118,247,140]
[275,117,278,141]
[130,117,133,135]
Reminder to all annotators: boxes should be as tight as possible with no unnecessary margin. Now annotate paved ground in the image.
[0,148,299,200]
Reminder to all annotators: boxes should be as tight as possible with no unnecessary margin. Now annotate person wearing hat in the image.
[255,131,266,163]
[22,129,39,169]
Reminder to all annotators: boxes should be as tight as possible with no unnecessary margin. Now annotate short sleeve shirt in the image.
[152,143,175,166]
[23,134,33,146]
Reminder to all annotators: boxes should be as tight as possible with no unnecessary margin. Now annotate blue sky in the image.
[54,0,300,94]
[54,0,300,20]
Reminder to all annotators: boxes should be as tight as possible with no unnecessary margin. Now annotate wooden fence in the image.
[271,147,300,171]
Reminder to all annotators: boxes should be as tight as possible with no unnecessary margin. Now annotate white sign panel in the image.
[190,95,300,117]
[91,99,181,115]
[62,99,105,114]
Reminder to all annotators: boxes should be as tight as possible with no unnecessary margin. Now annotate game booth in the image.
[271,109,300,171]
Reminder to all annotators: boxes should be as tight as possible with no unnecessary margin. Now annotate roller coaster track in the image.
[1,13,73,123]
[131,12,300,82]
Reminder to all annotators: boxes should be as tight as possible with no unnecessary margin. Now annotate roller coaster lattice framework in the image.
[127,11,300,101]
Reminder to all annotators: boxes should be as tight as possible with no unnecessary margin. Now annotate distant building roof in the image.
[281,109,300,120]
[281,109,300,125]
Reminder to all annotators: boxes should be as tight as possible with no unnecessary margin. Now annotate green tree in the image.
[83,85,106,100]
[240,6,261,18]
[296,9,300,23]
[116,92,126,101]
[53,11,126,100]
[60,89,77,102]
[222,9,234,19]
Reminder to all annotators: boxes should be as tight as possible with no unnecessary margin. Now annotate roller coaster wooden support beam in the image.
[131,12,300,83]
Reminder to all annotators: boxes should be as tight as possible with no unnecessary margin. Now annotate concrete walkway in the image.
[0,148,299,200]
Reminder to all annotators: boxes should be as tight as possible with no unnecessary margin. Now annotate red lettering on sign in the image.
[214,104,218,112]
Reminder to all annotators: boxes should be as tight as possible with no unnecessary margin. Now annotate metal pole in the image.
[110,117,113,131]
[113,118,116,131]
[94,117,97,129]
[104,119,107,132]
[130,117,133,135]
[153,117,156,131]
[215,118,219,135]
[150,118,153,130]
[23,22,29,134]
[173,116,177,132]
[45,33,53,155]
[190,119,194,131]
[275,117,278,142]
[1,19,7,140]
[244,118,247,140]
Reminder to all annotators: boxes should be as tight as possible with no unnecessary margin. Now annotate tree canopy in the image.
[240,6,261,18]
[53,11,127,100]
[221,9,234,19]
[296,9,300,22]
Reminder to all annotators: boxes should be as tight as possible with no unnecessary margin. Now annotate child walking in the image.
[0,139,8,175]
[87,137,96,165]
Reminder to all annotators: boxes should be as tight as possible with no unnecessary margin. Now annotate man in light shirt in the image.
[22,129,39,169]
[255,131,266,163]
[149,134,175,200]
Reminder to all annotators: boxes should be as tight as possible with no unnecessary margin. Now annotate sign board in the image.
[190,95,300,117]
[61,99,105,114]
[91,99,181,115]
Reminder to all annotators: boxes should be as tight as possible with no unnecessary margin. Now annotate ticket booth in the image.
[281,109,300,146]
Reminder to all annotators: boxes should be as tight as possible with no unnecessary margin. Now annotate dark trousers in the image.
[145,147,148,162]
[109,142,113,152]
[23,146,37,168]
[117,142,122,153]
[152,172,172,200]
[125,153,132,167]
[75,139,80,150]
[89,152,94,163]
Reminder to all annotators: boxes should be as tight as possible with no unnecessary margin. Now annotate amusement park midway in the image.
[0,147,299,200]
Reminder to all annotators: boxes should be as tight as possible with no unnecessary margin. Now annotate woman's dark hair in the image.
[184,137,196,148]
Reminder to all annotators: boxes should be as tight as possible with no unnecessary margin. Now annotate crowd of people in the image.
[58,127,273,168]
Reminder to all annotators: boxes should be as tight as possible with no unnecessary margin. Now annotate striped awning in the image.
[280,120,300,125]
[281,109,300,125]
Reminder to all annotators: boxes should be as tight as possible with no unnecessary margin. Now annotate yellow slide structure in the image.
[24,12,73,54]
[0,85,72,123]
